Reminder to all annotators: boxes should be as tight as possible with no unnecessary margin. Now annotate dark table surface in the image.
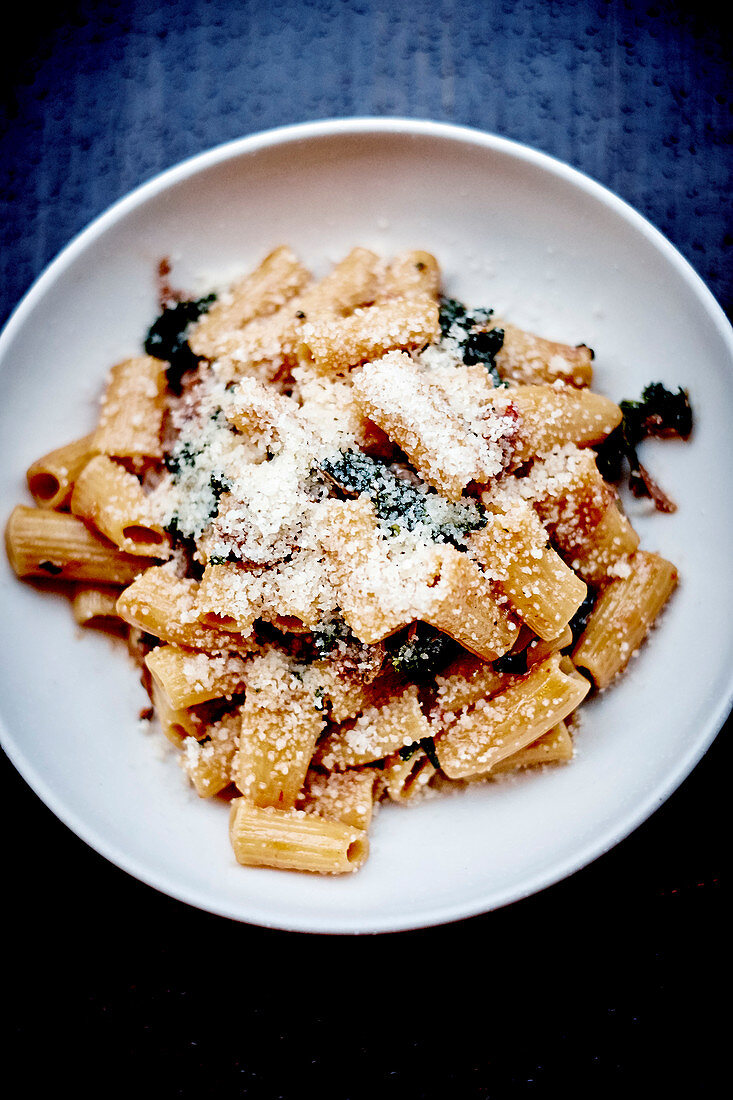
[2,2,730,1095]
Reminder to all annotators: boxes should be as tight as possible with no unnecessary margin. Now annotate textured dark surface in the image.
[2,0,731,329]
[1,2,730,1095]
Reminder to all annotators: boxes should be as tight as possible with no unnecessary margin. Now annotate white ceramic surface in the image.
[1,119,731,934]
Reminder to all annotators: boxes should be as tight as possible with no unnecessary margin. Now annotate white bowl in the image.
[1,119,731,933]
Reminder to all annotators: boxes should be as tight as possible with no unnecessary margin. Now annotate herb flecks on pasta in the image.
[6,245,690,876]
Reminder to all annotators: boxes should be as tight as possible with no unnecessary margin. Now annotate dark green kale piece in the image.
[633,383,693,439]
[144,294,216,394]
[567,590,597,647]
[162,437,231,540]
[462,327,506,372]
[398,736,441,771]
[321,450,486,546]
[163,514,184,543]
[209,472,233,501]
[439,297,493,337]
[321,450,428,533]
[311,616,352,658]
[438,296,506,387]
[595,383,692,512]
[388,623,457,680]
[321,449,384,498]
[163,441,200,476]
[162,516,203,578]
[493,648,529,675]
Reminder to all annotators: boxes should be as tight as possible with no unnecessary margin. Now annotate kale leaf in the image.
[388,623,457,680]
[438,296,506,386]
[398,736,441,771]
[311,616,352,658]
[439,297,493,337]
[567,590,597,647]
[163,441,200,476]
[321,450,486,546]
[595,383,692,512]
[144,294,216,394]
[493,648,529,675]
[209,472,233,501]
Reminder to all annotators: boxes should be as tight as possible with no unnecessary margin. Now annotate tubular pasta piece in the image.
[5,505,156,584]
[468,502,587,640]
[495,720,574,772]
[317,497,421,643]
[188,246,312,360]
[297,295,439,375]
[234,649,326,809]
[495,324,594,387]
[494,384,622,465]
[71,583,122,627]
[297,247,381,318]
[195,562,261,634]
[26,434,98,510]
[197,553,330,635]
[297,767,378,830]
[432,654,509,718]
[301,659,379,724]
[92,356,167,462]
[378,250,441,301]
[182,709,242,797]
[526,445,639,583]
[229,799,369,874]
[416,543,520,661]
[471,722,574,778]
[70,454,170,557]
[316,684,431,770]
[352,351,493,500]
[567,502,641,585]
[435,654,589,779]
[572,551,678,688]
[222,375,303,443]
[116,565,255,652]
[528,446,612,533]
[254,551,336,632]
[150,678,204,748]
[145,644,250,709]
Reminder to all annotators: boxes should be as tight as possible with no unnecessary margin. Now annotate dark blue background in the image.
[2,2,729,1095]
[2,0,731,327]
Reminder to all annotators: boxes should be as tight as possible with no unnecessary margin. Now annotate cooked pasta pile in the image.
[6,246,684,875]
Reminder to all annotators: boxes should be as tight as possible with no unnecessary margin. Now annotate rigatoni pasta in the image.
[26,433,97,510]
[70,454,170,556]
[5,505,158,584]
[5,245,691,877]
[572,551,678,688]
[229,799,370,874]
[92,355,167,463]
[71,583,123,628]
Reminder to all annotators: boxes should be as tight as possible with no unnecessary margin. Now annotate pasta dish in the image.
[5,246,690,874]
